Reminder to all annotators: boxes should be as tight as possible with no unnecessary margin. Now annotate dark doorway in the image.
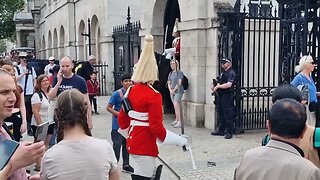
[163,0,181,49]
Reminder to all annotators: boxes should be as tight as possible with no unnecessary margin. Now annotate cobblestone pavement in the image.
[25,96,266,179]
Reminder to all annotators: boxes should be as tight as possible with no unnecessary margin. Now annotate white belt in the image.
[128,111,149,121]
[130,120,149,127]
[129,120,149,135]
[118,111,149,139]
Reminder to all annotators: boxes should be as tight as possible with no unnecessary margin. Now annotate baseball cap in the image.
[221,58,232,64]
[48,56,55,61]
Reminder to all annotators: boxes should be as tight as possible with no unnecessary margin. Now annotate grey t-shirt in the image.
[40,137,118,180]
[168,70,184,94]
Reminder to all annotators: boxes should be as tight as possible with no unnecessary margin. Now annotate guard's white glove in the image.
[180,134,191,149]
[157,130,189,147]
[118,128,129,139]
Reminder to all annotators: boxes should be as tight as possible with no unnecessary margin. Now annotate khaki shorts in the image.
[170,93,183,103]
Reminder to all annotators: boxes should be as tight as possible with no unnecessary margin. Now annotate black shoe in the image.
[211,131,224,136]
[95,111,100,115]
[225,133,233,139]
[123,165,134,174]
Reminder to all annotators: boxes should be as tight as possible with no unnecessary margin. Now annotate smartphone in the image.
[0,139,19,170]
[35,121,50,142]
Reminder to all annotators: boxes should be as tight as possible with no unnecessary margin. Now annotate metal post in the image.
[81,18,92,56]
[88,18,92,55]
[127,7,132,74]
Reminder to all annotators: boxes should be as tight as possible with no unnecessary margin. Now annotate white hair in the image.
[88,55,96,61]
[295,55,314,73]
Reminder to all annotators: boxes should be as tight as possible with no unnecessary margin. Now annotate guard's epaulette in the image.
[147,84,159,93]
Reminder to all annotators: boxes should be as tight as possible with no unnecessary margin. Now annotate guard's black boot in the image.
[131,174,151,180]
[153,165,163,180]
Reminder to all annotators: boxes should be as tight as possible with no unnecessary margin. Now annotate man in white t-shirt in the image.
[44,57,56,76]
[15,52,37,135]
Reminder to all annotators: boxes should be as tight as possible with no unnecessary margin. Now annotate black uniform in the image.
[77,61,93,81]
[217,68,236,135]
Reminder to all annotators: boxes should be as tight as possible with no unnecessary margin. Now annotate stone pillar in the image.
[31,0,41,57]
[178,0,222,129]
[139,27,164,52]
[99,35,114,95]
[179,21,207,127]
[16,30,22,47]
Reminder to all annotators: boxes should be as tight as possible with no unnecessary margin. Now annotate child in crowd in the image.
[87,71,100,114]
[106,73,134,173]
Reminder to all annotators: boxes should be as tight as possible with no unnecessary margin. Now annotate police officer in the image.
[211,58,236,139]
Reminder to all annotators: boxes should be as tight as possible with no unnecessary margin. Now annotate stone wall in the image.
[35,0,140,94]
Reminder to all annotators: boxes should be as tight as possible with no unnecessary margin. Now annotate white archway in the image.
[78,20,85,61]
[47,31,52,58]
[91,15,99,58]
[96,27,101,62]
[41,35,46,59]
[53,28,58,58]
[59,26,65,59]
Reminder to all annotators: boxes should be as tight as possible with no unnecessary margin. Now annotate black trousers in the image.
[89,95,98,112]
[4,112,22,141]
[24,95,33,131]
[111,129,129,166]
[217,93,234,134]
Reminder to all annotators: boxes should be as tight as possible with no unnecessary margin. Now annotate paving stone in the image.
[24,96,266,179]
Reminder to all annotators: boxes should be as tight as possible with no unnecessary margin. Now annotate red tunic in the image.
[86,79,99,96]
[175,38,180,57]
[118,83,167,157]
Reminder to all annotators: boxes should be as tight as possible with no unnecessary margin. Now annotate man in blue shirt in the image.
[49,56,92,129]
[106,73,134,173]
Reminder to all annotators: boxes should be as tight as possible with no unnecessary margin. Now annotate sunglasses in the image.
[310,61,316,65]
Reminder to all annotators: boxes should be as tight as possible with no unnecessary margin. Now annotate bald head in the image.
[60,56,74,77]
[60,56,73,64]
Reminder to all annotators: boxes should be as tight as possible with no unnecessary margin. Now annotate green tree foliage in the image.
[0,0,25,39]
[0,40,6,53]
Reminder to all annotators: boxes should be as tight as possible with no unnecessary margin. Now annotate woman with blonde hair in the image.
[167,59,184,128]
[2,64,27,141]
[118,35,188,180]
[40,89,119,180]
[291,55,319,126]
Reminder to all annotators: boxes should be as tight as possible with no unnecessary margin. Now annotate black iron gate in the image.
[93,62,108,96]
[218,1,280,130]
[112,7,141,90]
[278,0,320,86]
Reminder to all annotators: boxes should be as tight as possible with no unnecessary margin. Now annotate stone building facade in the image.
[139,0,235,130]
[32,0,140,94]
[31,0,278,130]
[140,0,278,130]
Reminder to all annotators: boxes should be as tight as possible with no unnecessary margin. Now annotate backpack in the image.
[75,63,84,75]
[37,91,43,101]
[168,71,189,90]
[182,74,189,90]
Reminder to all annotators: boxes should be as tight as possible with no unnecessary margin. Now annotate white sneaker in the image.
[171,120,178,126]
[174,122,181,128]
